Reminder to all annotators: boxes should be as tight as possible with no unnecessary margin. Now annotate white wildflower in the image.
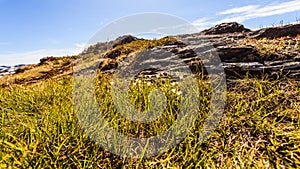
[176,91,182,96]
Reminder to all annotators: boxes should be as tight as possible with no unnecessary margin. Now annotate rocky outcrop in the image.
[97,23,300,80]
[250,23,300,38]
[112,35,138,48]
[202,22,251,35]
[2,22,299,82]
[80,35,139,55]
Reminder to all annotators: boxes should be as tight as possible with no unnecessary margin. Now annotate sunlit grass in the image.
[0,35,299,168]
[0,74,299,168]
[240,36,300,59]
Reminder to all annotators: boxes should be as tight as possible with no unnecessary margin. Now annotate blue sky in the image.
[1,0,300,65]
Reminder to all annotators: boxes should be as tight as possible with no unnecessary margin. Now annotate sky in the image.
[0,0,300,65]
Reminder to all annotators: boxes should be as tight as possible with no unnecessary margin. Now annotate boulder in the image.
[112,35,138,48]
[202,22,251,35]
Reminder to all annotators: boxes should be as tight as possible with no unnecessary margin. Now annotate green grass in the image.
[0,35,299,168]
[0,73,299,168]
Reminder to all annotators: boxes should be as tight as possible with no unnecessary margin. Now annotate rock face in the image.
[3,22,300,81]
[97,23,300,80]
[202,22,251,35]
[112,35,138,48]
[250,23,300,38]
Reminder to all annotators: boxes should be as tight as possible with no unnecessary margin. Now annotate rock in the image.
[39,56,58,65]
[224,61,300,79]
[250,23,300,38]
[99,59,118,72]
[217,46,260,62]
[11,22,298,83]
[202,22,251,35]
[81,42,111,55]
[112,35,138,48]
[80,35,138,55]
[97,28,300,79]
[104,49,122,59]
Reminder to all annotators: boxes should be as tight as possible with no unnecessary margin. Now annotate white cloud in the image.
[215,15,250,24]
[0,45,83,66]
[251,0,300,17]
[192,17,211,26]
[191,17,214,30]
[217,0,300,24]
[193,0,300,29]
[218,5,259,15]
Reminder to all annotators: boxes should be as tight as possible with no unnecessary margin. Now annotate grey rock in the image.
[250,23,300,38]
[202,22,251,35]
[112,35,138,48]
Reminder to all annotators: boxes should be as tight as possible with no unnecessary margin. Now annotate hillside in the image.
[1,22,300,86]
[0,22,300,168]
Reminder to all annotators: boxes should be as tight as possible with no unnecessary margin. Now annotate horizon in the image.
[1,0,300,66]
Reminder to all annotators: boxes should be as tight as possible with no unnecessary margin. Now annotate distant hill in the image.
[0,64,25,78]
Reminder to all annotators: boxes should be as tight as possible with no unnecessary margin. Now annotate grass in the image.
[240,35,300,59]
[0,73,299,168]
[0,36,299,168]
[0,56,75,86]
